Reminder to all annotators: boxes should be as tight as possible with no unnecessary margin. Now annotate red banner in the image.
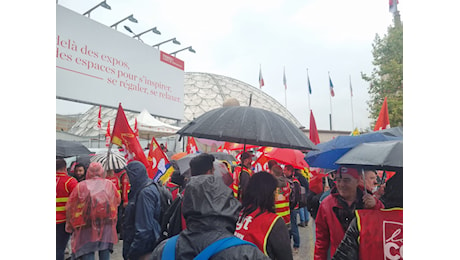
[111,103,154,178]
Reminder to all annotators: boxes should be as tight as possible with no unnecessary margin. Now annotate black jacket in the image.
[151,175,269,260]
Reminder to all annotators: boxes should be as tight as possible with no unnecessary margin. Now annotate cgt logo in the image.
[383,221,403,260]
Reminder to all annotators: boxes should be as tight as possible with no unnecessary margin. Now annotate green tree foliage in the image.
[362,21,403,128]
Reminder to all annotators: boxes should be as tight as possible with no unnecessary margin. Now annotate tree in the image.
[361,19,403,128]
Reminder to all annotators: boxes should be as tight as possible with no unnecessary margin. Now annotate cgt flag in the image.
[111,103,154,178]
[147,136,172,182]
[186,136,199,154]
[374,97,391,131]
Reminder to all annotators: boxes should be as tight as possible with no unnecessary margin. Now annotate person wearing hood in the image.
[65,162,120,260]
[122,161,162,260]
[150,174,269,259]
[332,171,403,260]
[314,166,384,260]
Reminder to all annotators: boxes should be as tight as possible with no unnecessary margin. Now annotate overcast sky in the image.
[56,0,403,132]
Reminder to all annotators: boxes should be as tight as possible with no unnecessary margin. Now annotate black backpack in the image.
[157,193,184,244]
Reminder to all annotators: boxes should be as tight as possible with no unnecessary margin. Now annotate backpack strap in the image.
[161,235,255,260]
[161,234,179,260]
[194,236,256,260]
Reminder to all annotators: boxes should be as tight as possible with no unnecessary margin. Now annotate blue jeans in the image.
[56,223,71,260]
[80,249,110,260]
[299,207,310,223]
[290,209,300,248]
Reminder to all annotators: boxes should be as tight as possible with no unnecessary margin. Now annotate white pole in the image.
[307,68,311,113]
[350,75,355,130]
[329,71,333,131]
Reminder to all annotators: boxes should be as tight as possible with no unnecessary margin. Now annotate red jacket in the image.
[314,187,384,260]
[56,172,78,224]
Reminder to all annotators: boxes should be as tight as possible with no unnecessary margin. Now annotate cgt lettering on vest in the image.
[383,221,403,260]
[235,216,253,240]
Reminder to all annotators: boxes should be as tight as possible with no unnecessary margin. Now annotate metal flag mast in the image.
[349,74,355,130]
[328,71,333,131]
[307,68,311,113]
[284,66,287,108]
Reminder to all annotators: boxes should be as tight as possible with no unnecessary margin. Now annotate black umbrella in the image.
[209,152,237,163]
[177,106,317,151]
[335,140,403,171]
[56,139,92,158]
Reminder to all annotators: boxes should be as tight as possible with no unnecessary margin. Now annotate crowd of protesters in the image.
[57,149,402,260]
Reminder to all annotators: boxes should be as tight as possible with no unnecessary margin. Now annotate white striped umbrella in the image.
[90,152,127,170]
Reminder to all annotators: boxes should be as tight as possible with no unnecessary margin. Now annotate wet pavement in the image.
[70,217,315,260]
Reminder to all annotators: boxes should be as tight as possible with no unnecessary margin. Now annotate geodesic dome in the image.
[68,72,302,137]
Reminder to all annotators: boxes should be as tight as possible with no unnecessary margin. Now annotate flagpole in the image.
[328,71,333,131]
[350,75,355,130]
[284,66,287,108]
[307,68,311,112]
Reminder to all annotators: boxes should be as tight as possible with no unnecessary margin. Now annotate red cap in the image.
[338,166,360,179]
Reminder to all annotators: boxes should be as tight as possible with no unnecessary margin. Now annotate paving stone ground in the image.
[68,217,316,260]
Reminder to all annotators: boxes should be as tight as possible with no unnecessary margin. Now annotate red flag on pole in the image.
[374,97,391,131]
[186,137,199,154]
[309,110,320,145]
[111,103,154,178]
[105,120,111,147]
[97,106,102,129]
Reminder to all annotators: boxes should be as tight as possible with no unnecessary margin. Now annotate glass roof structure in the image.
[67,72,302,137]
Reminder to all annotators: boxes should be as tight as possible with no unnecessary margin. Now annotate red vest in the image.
[356,208,403,260]
[232,165,253,200]
[106,175,121,194]
[274,181,291,225]
[56,172,78,224]
[234,208,280,255]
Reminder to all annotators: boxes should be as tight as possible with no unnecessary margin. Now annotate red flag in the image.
[111,103,154,178]
[147,136,172,181]
[97,106,102,129]
[134,118,139,137]
[374,97,391,131]
[186,137,199,154]
[309,110,320,145]
[105,120,111,147]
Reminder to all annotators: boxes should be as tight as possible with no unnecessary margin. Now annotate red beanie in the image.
[338,166,360,179]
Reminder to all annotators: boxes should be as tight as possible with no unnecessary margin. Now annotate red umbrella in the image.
[262,147,309,169]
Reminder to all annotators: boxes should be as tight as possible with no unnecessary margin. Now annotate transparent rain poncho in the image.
[65,162,121,257]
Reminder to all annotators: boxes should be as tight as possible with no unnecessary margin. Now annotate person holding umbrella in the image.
[314,166,384,260]
[232,152,254,201]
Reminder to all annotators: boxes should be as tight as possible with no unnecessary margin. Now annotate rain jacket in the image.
[314,187,383,260]
[65,165,120,259]
[122,161,162,260]
[150,175,269,260]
